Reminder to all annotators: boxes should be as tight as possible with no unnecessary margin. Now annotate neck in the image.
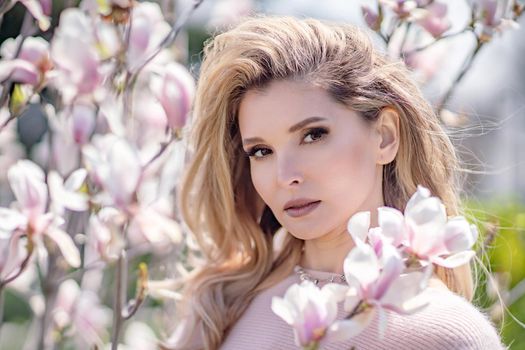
[298,203,381,274]
[299,230,354,274]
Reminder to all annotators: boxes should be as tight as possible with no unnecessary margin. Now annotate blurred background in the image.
[1,0,524,348]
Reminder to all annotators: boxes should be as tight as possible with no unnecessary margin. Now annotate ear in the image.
[374,107,400,165]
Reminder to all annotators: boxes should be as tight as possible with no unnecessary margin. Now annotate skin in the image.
[238,79,400,274]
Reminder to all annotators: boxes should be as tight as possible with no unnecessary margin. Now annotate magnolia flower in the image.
[83,135,143,209]
[0,36,52,87]
[39,105,82,176]
[474,0,520,40]
[417,1,451,37]
[272,280,364,348]
[126,2,171,71]
[342,241,430,337]
[80,0,133,18]
[361,5,381,31]
[380,0,418,19]
[51,8,118,104]
[399,186,478,267]
[48,168,89,216]
[3,160,81,268]
[127,204,183,247]
[84,207,126,265]
[53,279,112,348]
[0,212,26,280]
[70,104,96,145]
[349,185,478,268]
[150,63,195,131]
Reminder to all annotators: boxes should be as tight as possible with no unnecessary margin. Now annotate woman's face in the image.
[238,79,386,241]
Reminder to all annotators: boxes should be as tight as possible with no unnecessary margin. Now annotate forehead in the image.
[238,80,349,135]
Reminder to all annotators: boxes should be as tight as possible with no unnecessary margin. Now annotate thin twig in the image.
[111,250,126,350]
[0,235,34,289]
[122,263,148,320]
[399,22,412,56]
[142,130,177,170]
[345,300,365,320]
[402,28,471,56]
[437,35,483,112]
[129,0,204,79]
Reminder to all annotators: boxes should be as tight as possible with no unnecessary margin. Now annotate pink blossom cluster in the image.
[0,0,196,347]
[272,186,478,349]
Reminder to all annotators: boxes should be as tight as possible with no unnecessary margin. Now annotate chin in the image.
[285,227,327,241]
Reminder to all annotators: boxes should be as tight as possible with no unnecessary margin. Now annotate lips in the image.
[283,198,321,210]
[284,200,321,218]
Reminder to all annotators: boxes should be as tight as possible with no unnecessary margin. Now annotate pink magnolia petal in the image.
[48,171,89,213]
[71,104,96,145]
[18,36,51,68]
[151,63,195,130]
[405,185,431,214]
[106,138,142,207]
[430,250,475,268]
[324,309,375,343]
[45,227,81,268]
[7,160,48,219]
[372,244,404,300]
[127,2,170,70]
[0,230,26,280]
[361,5,380,30]
[347,211,370,246]
[64,168,88,191]
[344,243,380,292]
[320,283,347,323]
[53,279,80,328]
[129,207,182,244]
[442,217,476,253]
[405,198,447,256]
[271,295,297,326]
[0,59,40,85]
[377,207,405,246]
[380,271,430,314]
[0,208,28,234]
[417,2,450,37]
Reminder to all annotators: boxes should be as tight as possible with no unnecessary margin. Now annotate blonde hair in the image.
[173,15,473,349]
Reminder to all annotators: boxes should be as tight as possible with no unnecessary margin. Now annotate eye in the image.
[245,146,272,159]
[302,127,328,144]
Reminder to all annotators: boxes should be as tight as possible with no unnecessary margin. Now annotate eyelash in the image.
[245,127,329,160]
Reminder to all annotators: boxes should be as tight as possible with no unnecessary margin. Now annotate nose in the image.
[276,155,303,188]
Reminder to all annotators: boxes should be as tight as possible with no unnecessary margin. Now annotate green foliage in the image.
[464,198,525,349]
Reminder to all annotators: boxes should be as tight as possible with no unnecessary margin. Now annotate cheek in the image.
[249,163,273,204]
[321,136,378,197]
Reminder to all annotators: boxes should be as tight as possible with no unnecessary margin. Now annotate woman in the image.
[165,16,505,350]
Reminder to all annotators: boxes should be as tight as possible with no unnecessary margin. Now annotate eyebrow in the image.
[242,116,327,147]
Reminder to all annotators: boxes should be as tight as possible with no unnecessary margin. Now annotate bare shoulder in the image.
[384,285,507,350]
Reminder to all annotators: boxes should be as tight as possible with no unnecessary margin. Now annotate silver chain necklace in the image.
[294,265,346,285]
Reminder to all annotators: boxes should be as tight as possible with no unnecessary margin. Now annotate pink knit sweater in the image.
[171,266,506,349]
